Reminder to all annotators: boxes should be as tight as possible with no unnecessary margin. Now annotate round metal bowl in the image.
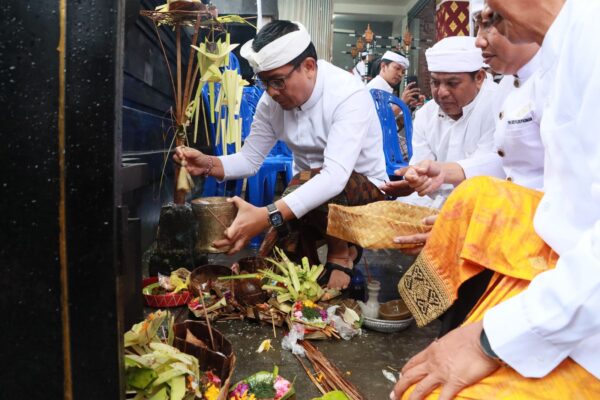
[362,315,413,333]
[379,299,412,321]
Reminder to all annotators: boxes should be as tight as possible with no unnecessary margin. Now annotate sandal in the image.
[317,261,354,286]
[349,243,363,266]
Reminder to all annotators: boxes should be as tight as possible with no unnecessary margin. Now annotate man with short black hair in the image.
[367,51,421,107]
[176,20,387,290]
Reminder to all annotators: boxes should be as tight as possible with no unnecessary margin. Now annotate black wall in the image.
[1,0,124,398]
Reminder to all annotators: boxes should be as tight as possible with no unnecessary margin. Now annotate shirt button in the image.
[499,111,504,120]
[497,149,505,157]
[514,78,520,88]
[507,176,513,182]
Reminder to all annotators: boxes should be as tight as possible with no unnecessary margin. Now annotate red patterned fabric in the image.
[435,0,470,41]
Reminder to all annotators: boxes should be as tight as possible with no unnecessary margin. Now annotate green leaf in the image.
[147,386,169,400]
[126,366,158,390]
[311,390,351,400]
[169,375,186,400]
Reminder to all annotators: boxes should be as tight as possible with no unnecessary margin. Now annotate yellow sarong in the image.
[398,176,600,399]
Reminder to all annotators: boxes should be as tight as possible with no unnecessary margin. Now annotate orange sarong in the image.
[398,176,600,399]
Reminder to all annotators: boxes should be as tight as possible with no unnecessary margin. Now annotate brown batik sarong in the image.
[258,169,384,264]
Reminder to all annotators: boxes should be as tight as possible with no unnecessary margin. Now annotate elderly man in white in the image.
[391,0,600,398]
[175,20,387,291]
[382,36,503,207]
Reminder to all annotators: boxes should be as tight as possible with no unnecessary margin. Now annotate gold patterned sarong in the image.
[398,176,600,399]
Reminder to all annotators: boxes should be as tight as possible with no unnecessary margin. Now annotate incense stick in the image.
[294,354,327,395]
[197,286,216,351]
[363,254,372,283]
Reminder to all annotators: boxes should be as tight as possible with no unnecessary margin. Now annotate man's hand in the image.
[390,320,501,400]
[404,160,445,196]
[212,197,270,254]
[174,146,209,176]
[401,83,423,108]
[393,215,437,256]
[380,167,415,197]
[380,180,415,197]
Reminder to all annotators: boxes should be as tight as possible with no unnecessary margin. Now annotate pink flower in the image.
[274,376,291,400]
[231,382,249,397]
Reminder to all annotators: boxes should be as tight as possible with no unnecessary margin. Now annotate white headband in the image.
[240,22,311,74]
[382,51,409,69]
[425,36,483,73]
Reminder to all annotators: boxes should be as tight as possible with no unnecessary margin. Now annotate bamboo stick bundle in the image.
[300,341,365,400]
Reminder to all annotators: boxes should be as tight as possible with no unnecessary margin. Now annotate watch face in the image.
[270,212,284,226]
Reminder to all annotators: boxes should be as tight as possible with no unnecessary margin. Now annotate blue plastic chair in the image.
[200,81,245,197]
[369,88,413,178]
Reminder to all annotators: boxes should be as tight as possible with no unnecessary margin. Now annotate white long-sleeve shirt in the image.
[484,0,600,379]
[367,75,393,93]
[219,60,387,218]
[404,77,504,207]
[494,51,545,190]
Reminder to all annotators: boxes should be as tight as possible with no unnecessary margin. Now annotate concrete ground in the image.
[204,247,440,399]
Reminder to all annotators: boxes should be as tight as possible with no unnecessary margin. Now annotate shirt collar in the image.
[299,59,324,111]
[517,49,542,82]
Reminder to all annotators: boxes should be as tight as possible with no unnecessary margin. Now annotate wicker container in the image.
[192,197,237,253]
[327,201,437,249]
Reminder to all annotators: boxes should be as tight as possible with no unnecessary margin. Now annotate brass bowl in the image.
[379,299,411,321]
[192,197,237,254]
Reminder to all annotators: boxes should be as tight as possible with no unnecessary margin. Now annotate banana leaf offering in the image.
[124,311,227,400]
[229,366,295,400]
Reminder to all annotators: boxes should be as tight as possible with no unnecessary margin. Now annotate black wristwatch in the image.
[266,203,289,236]
[479,328,504,365]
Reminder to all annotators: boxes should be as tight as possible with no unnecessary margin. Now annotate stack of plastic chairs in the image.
[369,88,413,179]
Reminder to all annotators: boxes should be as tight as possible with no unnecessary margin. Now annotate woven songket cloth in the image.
[258,169,384,263]
[399,176,600,399]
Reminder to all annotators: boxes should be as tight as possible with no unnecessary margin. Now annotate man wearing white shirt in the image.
[352,52,367,81]
[382,36,504,208]
[391,0,600,398]
[397,7,544,207]
[367,51,421,107]
[175,20,387,291]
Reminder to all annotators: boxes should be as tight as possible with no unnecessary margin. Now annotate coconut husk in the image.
[327,201,438,249]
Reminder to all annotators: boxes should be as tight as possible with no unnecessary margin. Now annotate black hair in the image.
[252,20,318,68]
[369,56,382,78]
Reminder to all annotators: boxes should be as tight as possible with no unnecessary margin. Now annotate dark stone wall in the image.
[1,0,124,398]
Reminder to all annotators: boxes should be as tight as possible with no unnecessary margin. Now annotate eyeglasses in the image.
[255,64,300,91]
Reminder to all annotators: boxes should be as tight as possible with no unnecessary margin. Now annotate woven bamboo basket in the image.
[327,201,438,249]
